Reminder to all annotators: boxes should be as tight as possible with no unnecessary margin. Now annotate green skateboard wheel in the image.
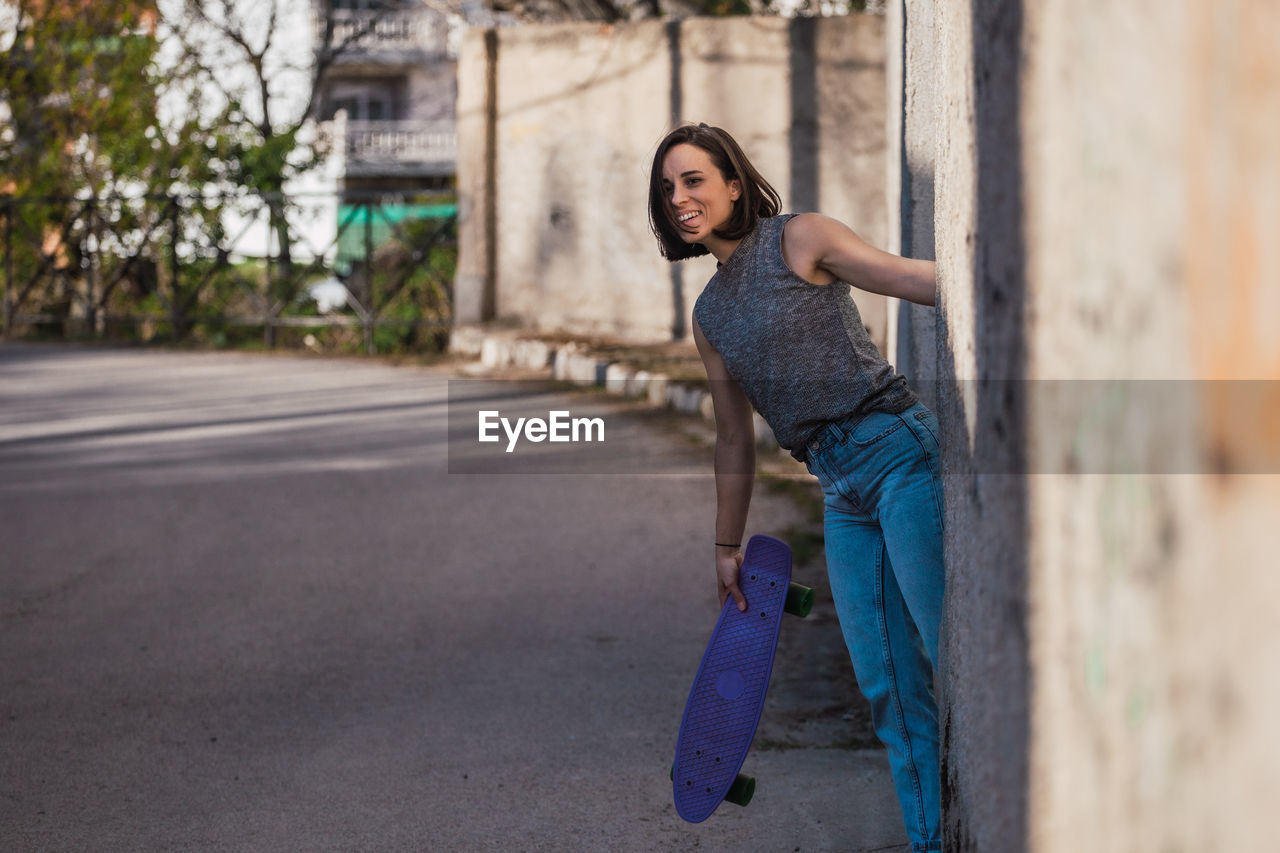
[725,773,756,807]
[784,582,814,618]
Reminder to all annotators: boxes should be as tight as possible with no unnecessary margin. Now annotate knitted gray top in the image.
[692,214,917,460]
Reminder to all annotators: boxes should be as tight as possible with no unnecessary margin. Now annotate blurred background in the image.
[0,0,881,357]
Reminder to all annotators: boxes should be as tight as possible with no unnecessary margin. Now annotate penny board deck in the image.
[672,534,793,823]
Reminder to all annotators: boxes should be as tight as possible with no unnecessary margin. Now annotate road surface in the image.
[0,343,904,852]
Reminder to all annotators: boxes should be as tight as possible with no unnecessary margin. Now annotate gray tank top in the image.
[692,214,917,460]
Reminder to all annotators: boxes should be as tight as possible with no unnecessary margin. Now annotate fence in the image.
[0,189,457,356]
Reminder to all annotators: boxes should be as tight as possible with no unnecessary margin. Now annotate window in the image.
[328,90,393,121]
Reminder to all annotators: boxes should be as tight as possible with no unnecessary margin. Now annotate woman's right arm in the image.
[692,315,756,612]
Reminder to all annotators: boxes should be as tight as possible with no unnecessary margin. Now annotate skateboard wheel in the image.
[784,582,814,618]
[725,773,755,807]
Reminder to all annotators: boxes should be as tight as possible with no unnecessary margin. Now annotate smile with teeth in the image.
[678,210,700,224]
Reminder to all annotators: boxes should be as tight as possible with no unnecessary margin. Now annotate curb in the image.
[449,325,780,452]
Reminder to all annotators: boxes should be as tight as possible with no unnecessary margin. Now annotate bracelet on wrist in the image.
[715,542,740,549]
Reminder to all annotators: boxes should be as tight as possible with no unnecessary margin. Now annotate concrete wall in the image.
[894,0,1280,849]
[455,29,496,325]
[455,15,891,347]
[406,61,457,122]
[1023,3,1280,850]
[884,0,937,400]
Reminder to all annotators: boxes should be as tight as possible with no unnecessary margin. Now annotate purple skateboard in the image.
[672,535,813,823]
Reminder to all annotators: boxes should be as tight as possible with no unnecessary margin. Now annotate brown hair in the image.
[648,123,781,261]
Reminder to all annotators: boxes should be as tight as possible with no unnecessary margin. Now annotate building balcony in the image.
[332,118,457,179]
[316,9,454,65]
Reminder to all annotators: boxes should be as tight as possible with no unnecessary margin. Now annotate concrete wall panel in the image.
[885,0,938,401]
[902,0,1280,849]
[1020,2,1280,851]
[492,22,673,341]
[815,14,889,349]
[455,29,494,325]
[932,1,1031,849]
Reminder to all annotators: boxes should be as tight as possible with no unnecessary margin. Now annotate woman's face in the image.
[660,143,742,246]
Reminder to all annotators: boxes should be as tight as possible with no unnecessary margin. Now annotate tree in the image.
[0,0,225,334]
[163,0,404,340]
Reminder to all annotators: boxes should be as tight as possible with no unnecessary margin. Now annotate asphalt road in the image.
[0,343,905,852]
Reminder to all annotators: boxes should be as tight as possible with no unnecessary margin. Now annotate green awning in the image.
[338,203,457,226]
[335,202,456,268]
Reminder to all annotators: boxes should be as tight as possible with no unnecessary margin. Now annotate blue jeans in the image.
[802,401,944,853]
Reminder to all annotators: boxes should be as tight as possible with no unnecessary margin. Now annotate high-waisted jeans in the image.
[801,400,944,852]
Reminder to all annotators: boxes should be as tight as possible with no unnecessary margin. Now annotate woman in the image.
[650,123,944,853]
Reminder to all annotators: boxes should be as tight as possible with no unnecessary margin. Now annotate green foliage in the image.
[0,2,229,199]
[1,1,234,336]
[361,215,456,354]
[0,3,459,356]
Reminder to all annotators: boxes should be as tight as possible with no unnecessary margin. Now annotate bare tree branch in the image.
[304,2,401,124]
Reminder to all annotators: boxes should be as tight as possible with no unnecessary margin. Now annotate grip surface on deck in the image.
[673,535,793,823]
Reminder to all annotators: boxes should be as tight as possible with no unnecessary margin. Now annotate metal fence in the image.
[0,189,457,355]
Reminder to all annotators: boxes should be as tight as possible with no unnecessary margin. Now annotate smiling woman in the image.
[648,124,779,262]
[649,122,945,853]
[661,144,743,259]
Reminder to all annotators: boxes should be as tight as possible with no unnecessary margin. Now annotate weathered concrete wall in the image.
[931,1,1033,850]
[455,15,890,347]
[900,0,1280,849]
[455,30,496,326]
[487,22,672,340]
[1021,3,1280,851]
[884,0,938,401]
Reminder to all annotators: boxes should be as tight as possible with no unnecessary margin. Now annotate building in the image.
[310,0,461,269]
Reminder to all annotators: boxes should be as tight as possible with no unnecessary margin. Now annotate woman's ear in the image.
[729,179,742,202]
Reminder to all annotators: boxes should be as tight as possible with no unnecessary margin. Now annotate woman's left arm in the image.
[789,213,937,307]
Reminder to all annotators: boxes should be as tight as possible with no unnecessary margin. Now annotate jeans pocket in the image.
[849,411,906,447]
[912,409,941,452]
